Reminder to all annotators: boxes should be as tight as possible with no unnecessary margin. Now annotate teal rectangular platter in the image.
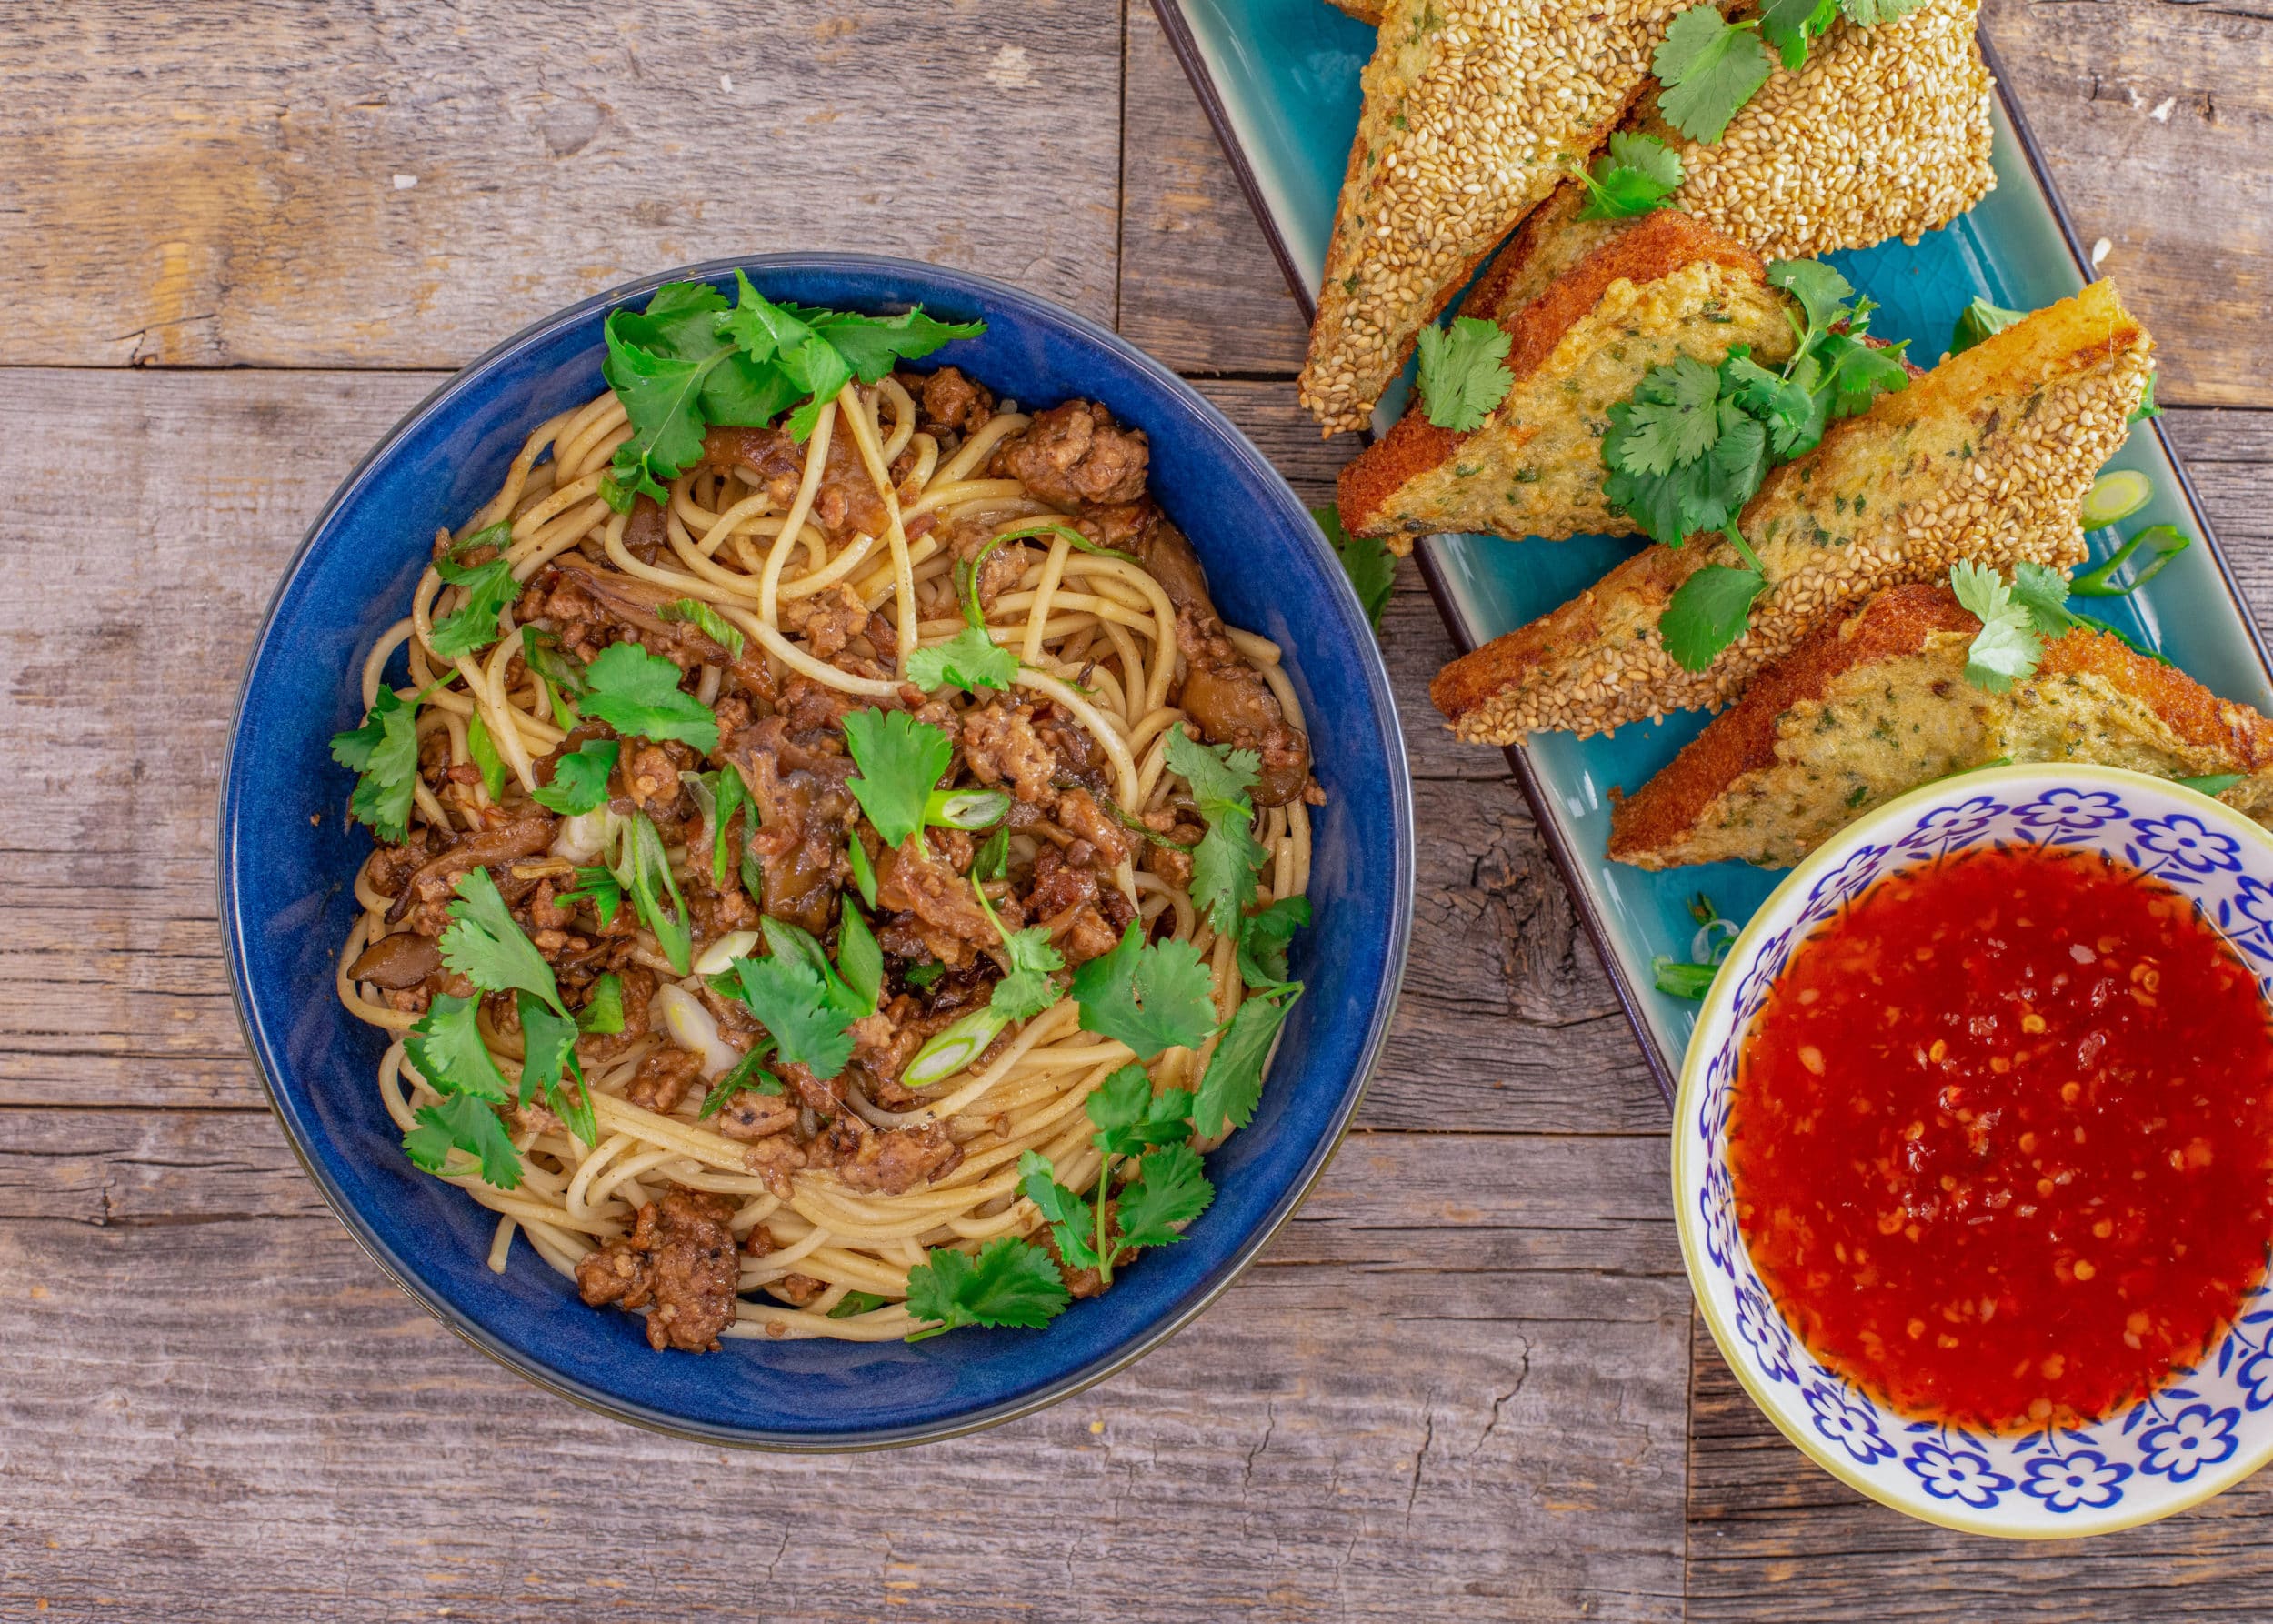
[1154,0,2273,1097]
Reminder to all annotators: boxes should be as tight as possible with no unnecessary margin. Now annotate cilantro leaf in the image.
[1017,1149,1103,1271]
[1312,504,1395,630]
[843,708,955,849]
[656,596,746,660]
[1193,984,1299,1138]
[719,917,867,1078]
[1837,0,1929,23]
[1606,353,1726,476]
[580,642,720,751]
[1654,6,1773,145]
[577,973,626,1035]
[1659,562,1770,673]
[602,317,716,506]
[904,960,945,990]
[1166,726,1268,941]
[329,685,424,844]
[428,552,522,662]
[698,1043,783,1120]
[904,1236,1071,1339]
[1414,316,1514,433]
[566,864,623,927]
[991,925,1066,1025]
[1766,257,1856,335]
[1086,1063,1197,1158]
[1237,896,1311,989]
[1951,560,2042,692]
[404,1092,522,1189]
[905,625,1019,694]
[828,1291,891,1318]
[1949,296,2028,358]
[530,738,619,816]
[438,868,562,1014]
[404,994,512,1105]
[2008,560,2078,636]
[1068,923,1218,1060]
[793,305,986,383]
[1114,1143,1214,1250]
[2131,374,2161,423]
[1574,131,1685,221]
[466,711,506,803]
[1757,0,1836,69]
[517,991,595,1146]
[715,273,856,442]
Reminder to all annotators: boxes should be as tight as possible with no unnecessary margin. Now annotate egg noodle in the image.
[334,376,1311,1341]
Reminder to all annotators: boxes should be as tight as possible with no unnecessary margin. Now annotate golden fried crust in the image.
[1337,212,1768,538]
[1324,0,1384,21]
[1606,585,2273,869]
[1428,279,2155,743]
[1297,0,1672,435]
[1605,585,1973,861]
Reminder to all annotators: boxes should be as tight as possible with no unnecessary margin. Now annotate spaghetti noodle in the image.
[330,321,1317,1348]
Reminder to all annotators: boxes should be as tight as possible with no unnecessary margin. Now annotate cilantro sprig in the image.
[1571,132,1684,221]
[580,642,719,752]
[902,1236,1072,1340]
[843,708,956,848]
[1949,560,2169,691]
[601,271,984,507]
[906,626,1019,694]
[1018,1067,1213,1289]
[1655,0,1931,145]
[530,738,619,816]
[714,917,872,1079]
[1164,726,1268,943]
[1602,260,1909,671]
[1414,316,1514,433]
[427,524,520,661]
[1067,922,1217,1060]
[329,684,427,844]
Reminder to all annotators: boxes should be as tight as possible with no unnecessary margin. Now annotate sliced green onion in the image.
[2177,772,2246,798]
[903,1007,1010,1089]
[1652,957,1720,1000]
[2072,524,2189,597]
[926,787,1011,830]
[846,835,879,908]
[2079,469,2152,530]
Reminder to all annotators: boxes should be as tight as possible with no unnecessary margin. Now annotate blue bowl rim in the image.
[215,250,1416,1451]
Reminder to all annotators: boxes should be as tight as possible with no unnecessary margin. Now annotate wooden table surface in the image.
[4,2,2271,1618]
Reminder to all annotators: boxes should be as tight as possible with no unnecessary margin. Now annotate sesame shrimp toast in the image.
[1607,584,2273,869]
[1429,279,2155,745]
[1462,0,1996,324]
[1297,0,1697,435]
[1335,210,1796,553]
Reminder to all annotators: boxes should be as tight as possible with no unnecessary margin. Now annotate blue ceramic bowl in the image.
[219,254,1413,1449]
[1679,766,2273,1534]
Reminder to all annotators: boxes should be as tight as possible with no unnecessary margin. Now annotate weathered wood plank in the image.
[0,0,1122,368]
[0,366,1663,1125]
[1686,1313,2273,1618]
[1980,0,2273,408]
[1118,1,1314,376]
[0,1112,1686,1624]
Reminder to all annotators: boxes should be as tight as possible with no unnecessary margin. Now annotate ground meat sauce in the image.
[1731,845,2273,1429]
[345,376,1319,1350]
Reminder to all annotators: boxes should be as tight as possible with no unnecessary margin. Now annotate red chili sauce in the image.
[1729,844,2273,1431]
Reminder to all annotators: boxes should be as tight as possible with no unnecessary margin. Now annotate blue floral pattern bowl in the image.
[1676,766,2273,1534]
[219,254,1413,1449]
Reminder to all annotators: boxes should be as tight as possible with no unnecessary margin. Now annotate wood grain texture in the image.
[1981,0,2273,408]
[0,0,1122,368]
[0,1109,1687,1624]
[1686,1315,2273,1619]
